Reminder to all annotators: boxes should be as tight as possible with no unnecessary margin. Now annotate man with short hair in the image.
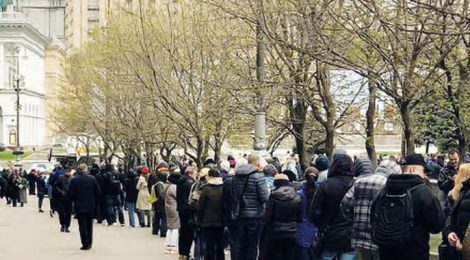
[54,167,74,232]
[377,154,445,260]
[227,154,269,260]
[69,163,101,250]
[438,149,461,195]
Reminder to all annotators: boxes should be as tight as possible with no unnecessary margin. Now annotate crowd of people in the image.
[0,149,469,260]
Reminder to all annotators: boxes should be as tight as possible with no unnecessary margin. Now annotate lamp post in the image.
[12,45,23,162]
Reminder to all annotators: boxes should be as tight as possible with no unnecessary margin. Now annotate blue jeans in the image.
[231,218,262,260]
[126,202,136,227]
[106,195,124,224]
[321,251,356,260]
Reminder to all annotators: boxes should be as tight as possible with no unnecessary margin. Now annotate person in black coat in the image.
[309,153,355,259]
[123,169,139,227]
[198,168,224,260]
[54,168,74,232]
[444,164,470,258]
[265,174,301,260]
[177,167,197,259]
[68,163,101,250]
[379,154,445,260]
[36,171,47,212]
[27,169,37,195]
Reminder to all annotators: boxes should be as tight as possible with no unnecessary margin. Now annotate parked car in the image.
[30,162,54,173]
[0,143,5,151]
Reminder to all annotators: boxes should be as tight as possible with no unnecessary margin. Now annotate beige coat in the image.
[136,175,152,210]
[164,183,180,229]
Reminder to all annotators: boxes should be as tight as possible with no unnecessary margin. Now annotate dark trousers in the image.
[296,245,314,260]
[96,197,108,223]
[231,218,261,260]
[58,201,73,228]
[152,211,167,235]
[179,213,195,257]
[266,238,297,260]
[105,195,124,224]
[76,213,93,247]
[38,194,44,209]
[203,227,225,260]
[29,184,36,195]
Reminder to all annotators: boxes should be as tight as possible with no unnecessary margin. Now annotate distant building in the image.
[0,11,50,148]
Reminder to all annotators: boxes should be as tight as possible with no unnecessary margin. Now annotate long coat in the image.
[165,183,180,229]
[136,175,151,210]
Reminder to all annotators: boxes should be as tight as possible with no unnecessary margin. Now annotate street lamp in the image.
[12,45,24,162]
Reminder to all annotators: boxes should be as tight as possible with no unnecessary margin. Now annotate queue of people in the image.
[2,149,470,260]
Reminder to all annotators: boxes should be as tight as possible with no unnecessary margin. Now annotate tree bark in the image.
[399,102,416,155]
[366,80,377,169]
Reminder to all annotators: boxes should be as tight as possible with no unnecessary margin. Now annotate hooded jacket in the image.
[353,158,374,177]
[310,154,354,253]
[229,164,269,219]
[379,174,445,260]
[124,171,139,203]
[176,175,195,215]
[265,180,301,240]
[198,177,224,228]
[341,159,399,251]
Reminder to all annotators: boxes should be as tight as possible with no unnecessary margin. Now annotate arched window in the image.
[9,129,16,145]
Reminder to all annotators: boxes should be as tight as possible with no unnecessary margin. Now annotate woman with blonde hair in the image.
[444,163,470,258]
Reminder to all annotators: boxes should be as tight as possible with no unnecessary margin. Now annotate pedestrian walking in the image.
[54,167,74,232]
[136,167,152,227]
[36,170,47,213]
[68,163,101,250]
[165,172,181,254]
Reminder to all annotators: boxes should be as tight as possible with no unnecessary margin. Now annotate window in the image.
[9,130,16,145]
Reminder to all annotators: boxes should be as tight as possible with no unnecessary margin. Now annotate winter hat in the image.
[142,166,150,174]
[235,158,248,171]
[402,153,426,168]
[315,155,329,172]
[304,167,319,178]
[203,158,216,167]
[263,164,278,177]
[328,154,353,177]
[282,170,297,182]
[220,160,231,173]
[274,173,289,181]
[77,163,88,173]
[376,159,402,177]
[353,158,374,177]
[156,161,169,174]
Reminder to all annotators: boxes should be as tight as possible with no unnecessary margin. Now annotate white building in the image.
[0,11,50,148]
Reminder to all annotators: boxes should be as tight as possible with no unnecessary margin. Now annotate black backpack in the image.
[371,183,425,248]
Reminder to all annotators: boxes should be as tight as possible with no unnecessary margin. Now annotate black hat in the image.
[402,153,426,167]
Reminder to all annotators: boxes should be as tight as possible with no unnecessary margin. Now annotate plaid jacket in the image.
[341,173,387,250]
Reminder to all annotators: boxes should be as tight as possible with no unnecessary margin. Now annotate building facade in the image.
[0,11,50,148]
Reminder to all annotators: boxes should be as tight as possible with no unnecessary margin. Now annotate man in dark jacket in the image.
[123,169,139,227]
[102,164,124,226]
[438,149,461,195]
[198,167,224,260]
[27,169,37,195]
[310,153,355,259]
[265,174,301,260]
[177,166,197,259]
[54,167,74,232]
[227,154,269,260]
[68,163,101,250]
[36,171,47,212]
[378,154,445,260]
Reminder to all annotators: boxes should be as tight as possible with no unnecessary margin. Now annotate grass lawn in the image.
[0,151,34,161]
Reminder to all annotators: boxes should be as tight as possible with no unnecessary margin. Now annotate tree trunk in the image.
[399,102,416,155]
[325,125,335,161]
[365,80,377,169]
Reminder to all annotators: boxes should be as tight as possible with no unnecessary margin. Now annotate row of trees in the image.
[55,0,470,169]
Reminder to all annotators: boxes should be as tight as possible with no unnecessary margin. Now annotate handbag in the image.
[438,242,459,260]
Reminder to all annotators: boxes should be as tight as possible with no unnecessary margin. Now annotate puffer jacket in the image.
[198,177,224,228]
[444,178,470,242]
[230,164,269,219]
[265,181,301,240]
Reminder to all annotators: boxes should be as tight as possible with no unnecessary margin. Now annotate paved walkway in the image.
[0,196,174,260]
